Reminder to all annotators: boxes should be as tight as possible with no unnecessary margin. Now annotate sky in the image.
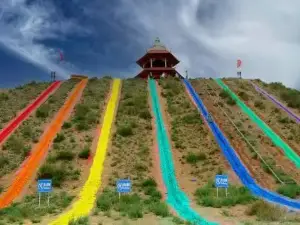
[0,0,300,88]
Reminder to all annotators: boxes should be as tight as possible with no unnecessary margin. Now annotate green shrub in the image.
[54,133,66,143]
[139,110,152,120]
[276,184,300,198]
[148,202,169,217]
[38,164,67,187]
[62,122,72,129]
[186,152,206,164]
[141,178,157,188]
[219,90,230,99]
[181,112,202,124]
[3,136,24,154]
[78,147,90,159]
[226,98,236,105]
[117,125,133,137]
[195,183,256,208]
[246,200,283,221]
[238,91,249,101]
[75,121,89,131]
[69,217,89,225]
[36,104,50,118]
[0,93,9,101]
[74,104,90,120]
[56,151,75,161]
[278,117,290,124]
[0,155,9,169]
[254,101,265,109]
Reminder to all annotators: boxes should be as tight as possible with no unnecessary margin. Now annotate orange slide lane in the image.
[0,79,88,209]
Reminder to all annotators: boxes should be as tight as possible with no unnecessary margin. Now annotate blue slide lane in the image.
[183,78,300,210]
[149,79,218,225]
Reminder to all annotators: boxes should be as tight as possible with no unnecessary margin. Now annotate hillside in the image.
[0,77,300,225]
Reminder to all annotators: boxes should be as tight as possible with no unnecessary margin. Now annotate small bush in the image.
[117,125,133,137]
[278,117,290,124]
[181,112,202,124]
[74,104,90,120]
[186,152,206,164]
[276,184,300,198]
[56,151,75,161]
[75,121,89,131]
[195,183,256,208]
[219,90,230,99]
[139,110,152,120]
[0,93,9,101]
[238,91,249,101]
[246,200,283,221]
[54,133,66,143]
[78,147,90,159]
[62,122,72,129]
[254,101,265,109]
[69,217,89,225]
[148,202,169,217]
[3,136,24,154]
[226,98,236,105]
[38,164,67,187]
[141,178,157,188]
[36,104,50,118]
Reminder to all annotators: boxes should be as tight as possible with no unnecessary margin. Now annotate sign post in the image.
[37,179,52,207]
[215,175,229,198]
[116,179,131,200]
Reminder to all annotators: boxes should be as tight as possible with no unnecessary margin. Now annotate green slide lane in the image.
[215,78,300,168]
[149,79,217,225]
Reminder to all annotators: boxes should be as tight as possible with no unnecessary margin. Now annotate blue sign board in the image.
[116,179,131,193]
[215,175,228,188]
[37,179,52,193]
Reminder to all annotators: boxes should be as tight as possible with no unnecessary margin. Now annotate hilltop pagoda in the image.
[135,38,183,79]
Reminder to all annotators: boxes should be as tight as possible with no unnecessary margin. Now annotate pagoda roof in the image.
[137,38,179,66]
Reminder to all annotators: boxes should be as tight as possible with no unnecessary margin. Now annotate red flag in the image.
[237,59,242,68]
[58,49,64,61]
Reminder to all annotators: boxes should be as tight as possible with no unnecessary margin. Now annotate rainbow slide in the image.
[215,79,300,168]
[184,78,300,210]
[49,79,121,225]
[0,79,87,208]
[0,81,61,144]
[250,81,300,124]
[149,78,218,225]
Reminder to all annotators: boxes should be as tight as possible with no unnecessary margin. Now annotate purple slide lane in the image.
[250,81,300,124]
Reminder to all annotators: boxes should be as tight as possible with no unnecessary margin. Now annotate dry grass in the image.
[106,79,153,190]
[0,81,50,130]
[159,78,227,187]
[0,79,78,179]
[37,77,111,189]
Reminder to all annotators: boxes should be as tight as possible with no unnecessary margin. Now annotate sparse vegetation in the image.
[0,192,74,224]
[108,79,152,188]
[0,82,50,130]
[195,181,256,208]
[246,200,284,221]
[0,79,78,177]
[37,77,110,190]
[97,180,169,219]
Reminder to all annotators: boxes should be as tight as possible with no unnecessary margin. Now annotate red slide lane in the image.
[0,81,62,145]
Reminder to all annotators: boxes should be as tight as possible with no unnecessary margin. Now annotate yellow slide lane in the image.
[49,79,121,225]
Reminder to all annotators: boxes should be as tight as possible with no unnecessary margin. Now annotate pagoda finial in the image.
[154,37,161,45]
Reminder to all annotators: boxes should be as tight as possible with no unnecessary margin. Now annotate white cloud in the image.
[114,0,300,88]
[0,0,87,78]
